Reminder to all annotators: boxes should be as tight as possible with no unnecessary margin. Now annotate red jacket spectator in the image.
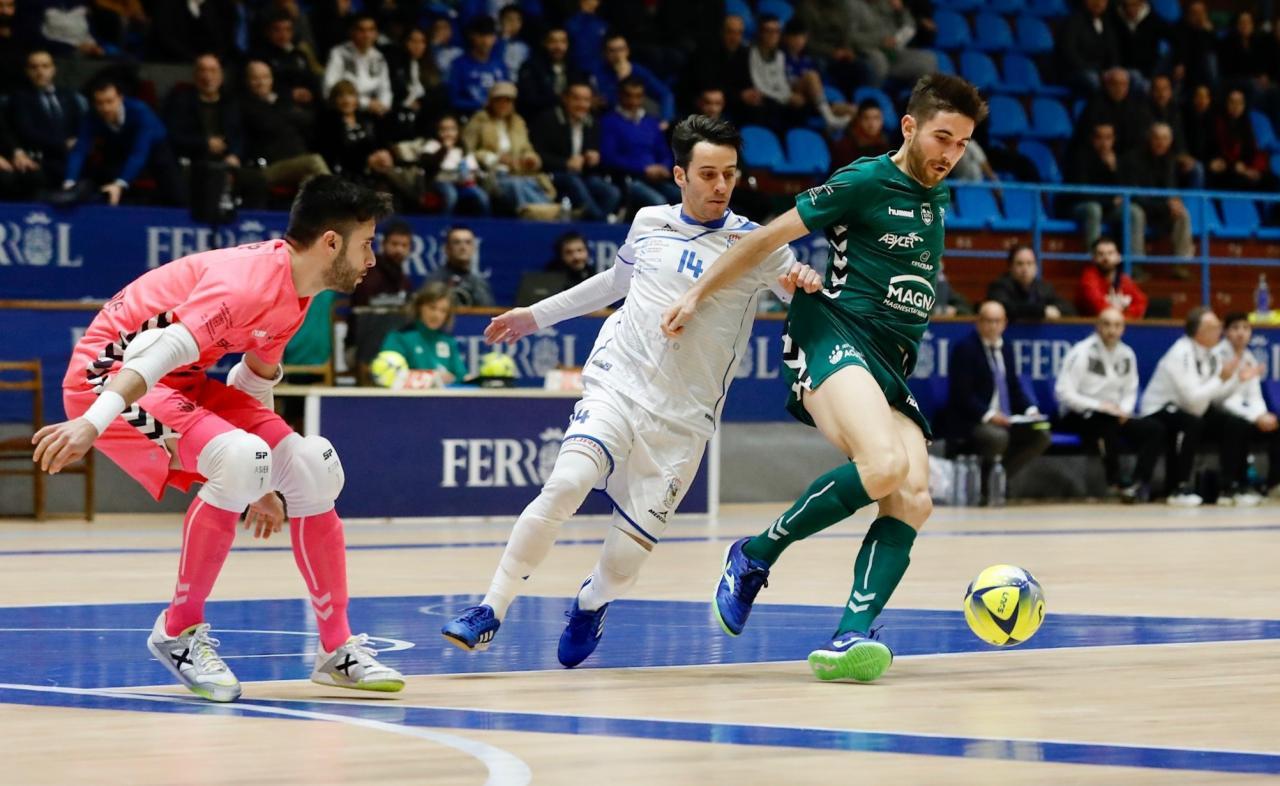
[1077,264,1148,319]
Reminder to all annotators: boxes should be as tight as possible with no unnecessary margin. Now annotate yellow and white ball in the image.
[370,350,409,388]
[963,564,1046,647]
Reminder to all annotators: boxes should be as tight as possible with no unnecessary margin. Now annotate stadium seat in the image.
[972,12,1014,53]
[989,0,1026,12]
[933,10,972,50]
[992,188,1034,231]
[1027,0,1068,16]
[778,128,831,177]
[933,50,956,76]
[987,95,1029,140]
[1001,54,1071,97]
[1028,97,1073,140]
[756,0,794,25]
[1018,140,1063,183]
[740,125,783,171]
[823,84,845,105]
[852,86,898,128]
[1150,0,1180,22]
[1271,153,1280,177]
[1215,198,1262,240]
[959,52,1000,94]
[1186,197,1222,237]
[1250,111,1280,153]
[933,0,982,11]
[724,0,755,37]
[1015,16,1054,54]
[951,185,1001,230]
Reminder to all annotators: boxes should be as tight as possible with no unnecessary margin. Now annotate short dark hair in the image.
[1007,243,1035,266]
[618,75,645,94]
[1184,306,1212,337]
[1223,311,1250,331]
[758,13,780,26]
[499,3,522,18]
[783,17,807,36]
[382,219,413,241]
[446,224,475,242]
[285,175,393,249]
[905,74,988,126]
[555,230,586,258]
[562,79,593,96]
[1091,235,1119,253]
[465,15,497,36]
[603,31,626,48]
[89,77,122,97]
[349,12,377,30]
[671,114,742,170]
[858,98,882,114]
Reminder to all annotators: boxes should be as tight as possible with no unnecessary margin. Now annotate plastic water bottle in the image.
[1255,274,1271,318]
[559,196,573,222]
[966,455,982,506]
[1246,454,1261,491]
[953,456,970,506]
[987,458,1007,507]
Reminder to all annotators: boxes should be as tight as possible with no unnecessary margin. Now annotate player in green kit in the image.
[662,75,987,683]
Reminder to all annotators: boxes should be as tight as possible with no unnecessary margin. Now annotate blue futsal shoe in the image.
[440,604,500,652]
[807,629,893,683]
[713,537,771,636]
[557,580,608,668]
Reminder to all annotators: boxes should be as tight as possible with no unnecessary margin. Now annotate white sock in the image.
[482,448,602,619]
[577,524,653,611]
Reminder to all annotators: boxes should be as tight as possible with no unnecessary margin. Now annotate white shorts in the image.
[562,381,707,544]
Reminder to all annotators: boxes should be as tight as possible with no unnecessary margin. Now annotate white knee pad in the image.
[196,430,272,511]
[271,433,345,517]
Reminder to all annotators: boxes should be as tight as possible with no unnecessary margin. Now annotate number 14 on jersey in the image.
[677,249,704,280]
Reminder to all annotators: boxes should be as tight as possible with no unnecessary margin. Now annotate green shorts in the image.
[781,293,932,440]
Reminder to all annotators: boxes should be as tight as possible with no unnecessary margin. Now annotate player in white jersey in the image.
[441,115,822,667]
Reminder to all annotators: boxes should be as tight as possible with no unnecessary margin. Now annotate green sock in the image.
[743,463,872,565]
[837,516,917,635]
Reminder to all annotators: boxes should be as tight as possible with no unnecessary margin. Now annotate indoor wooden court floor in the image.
[2,503,1278,784]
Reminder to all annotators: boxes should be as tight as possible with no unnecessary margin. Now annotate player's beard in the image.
[322,235,363,293]
[904,136,945,187]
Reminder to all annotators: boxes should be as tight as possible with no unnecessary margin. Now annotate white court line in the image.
[0,682,531,786]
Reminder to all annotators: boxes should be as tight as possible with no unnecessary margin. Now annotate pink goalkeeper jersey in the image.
[67,240,311,393]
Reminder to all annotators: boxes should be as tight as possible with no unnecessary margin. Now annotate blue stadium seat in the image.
[1250,111,1280,152]
[823,84,846,105]
[740,126,783,171]
[992,189,1034,231]
[724,0,755,37]
[852,86,898,128]
[933,50,956,76]
[959,51,1000,93]
[934,10,972,50]
[756,0,794,25]
[1027,0,1068,16]
[951,186,1001,230]
[1001,54,1071,97]
[1215,198,1261,240]
[989,0,1026,12]
[972,12,1014,52]
[933,0,983,10]
[1151,0,1180,22]
[1018,140,1063,183]
[987,95,1029,140]
[1186,197,1222,237]
[1272,153,1280,177]
[1028,97,1073,140]
[778,128,831,177]
[1015,16,1054,54]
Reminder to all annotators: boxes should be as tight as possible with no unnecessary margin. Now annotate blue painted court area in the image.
[4,596,1280,776]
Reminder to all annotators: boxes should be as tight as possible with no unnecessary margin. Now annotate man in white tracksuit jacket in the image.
[1206,312,1276,504]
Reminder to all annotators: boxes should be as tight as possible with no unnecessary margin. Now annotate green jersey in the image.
[794,153,949,375]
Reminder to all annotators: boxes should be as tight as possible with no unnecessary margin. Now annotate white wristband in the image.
[82,391,127,436]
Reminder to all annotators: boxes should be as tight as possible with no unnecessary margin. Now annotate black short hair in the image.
[349,12,377,30]
[858,98,882,114]
[562,79,593,96]
[671,114,741,171]
[89,76,122,97]
[465,15,497,36]
[1223,311,1250,331]
[1091,235,1119,253]
[618,75,645,94]
[1006,243,1035,266]
[499,3,522,17]
[905,74,988,126]
[555,230,586,257]
[1184,306,1212,337]
[382,219,413,241]
[783,17,807,36]
[758,13,780,26]
[446,224,475,241]
[603,31,626,48]
[285,175,393,249]
[263,8,292,28]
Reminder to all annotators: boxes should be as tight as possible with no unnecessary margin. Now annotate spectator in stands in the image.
[430,17,463,76]
[544,231,594,290]
[1172,0,1218,89]
[1209,88,1280,193]
[9,50,84,188]
[792,0,871,96]
[746,14,851,133]
[846,0,937,89]
[1058,0,1121,93]
[943,300,1052,498]
[61,77,178,206]
[149,0,234,62]
[597,33,675,124]
[1148,74,1205,189]
[694,87,729,124]
[1219,11,1268,89]
[0,0,23,94]
[242,60,331,191]
[385,26,447,142]
[931,261,973,317]
[463,81,556,219]
[599,0,695,82]
[35,0,105,57]
[163,54,244,170]
[683,16,751,120]
[448,15,510,116]
[1139,307,1242,507]
[1183,83,1216,166]
[1069,123,1147,258]
[600,77,680,212]
[427,225,495,307]
[497,5,529,76]
[254,0,321,57]
[986,244,1072,322]
[948,139,999,183]
[253,9,323,108]
[530,81,622,222]
[517,27,585,120]
[396,114,489,215]
[1212,312,1279,502]
[348,219,414,355]
[1121,122,1194,259]
[312,0,356,55]
[564,0,607,77]
[832,100,893,165]
[1076,236,1148,319]
[0,112,43,199]
[1114,0,1172,80]
[1055,307,1166,503]
[1078,68,1152,156]
[379,282,468,384]
[317,80,396,190]
[324,13,392,117]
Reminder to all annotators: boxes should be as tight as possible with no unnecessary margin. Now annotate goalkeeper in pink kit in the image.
[32,176,404,701]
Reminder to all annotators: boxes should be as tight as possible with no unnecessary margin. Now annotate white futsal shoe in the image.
[146,611,242,702]
[311,634,405,692]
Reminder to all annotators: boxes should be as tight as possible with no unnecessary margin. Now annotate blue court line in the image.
[2,686,1277,776]
[3,522,1279,558]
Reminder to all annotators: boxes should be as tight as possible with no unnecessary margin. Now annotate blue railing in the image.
[940,180,1280,304]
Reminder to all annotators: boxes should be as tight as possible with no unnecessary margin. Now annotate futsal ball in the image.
[963,564,1046,647]
[370,350,409,388]
[477,351,517,379]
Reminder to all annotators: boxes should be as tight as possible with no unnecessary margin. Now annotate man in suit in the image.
[944,300,1052,492]
[530,81,621,222]
[9,49,84,187]
[517,27,586,121]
